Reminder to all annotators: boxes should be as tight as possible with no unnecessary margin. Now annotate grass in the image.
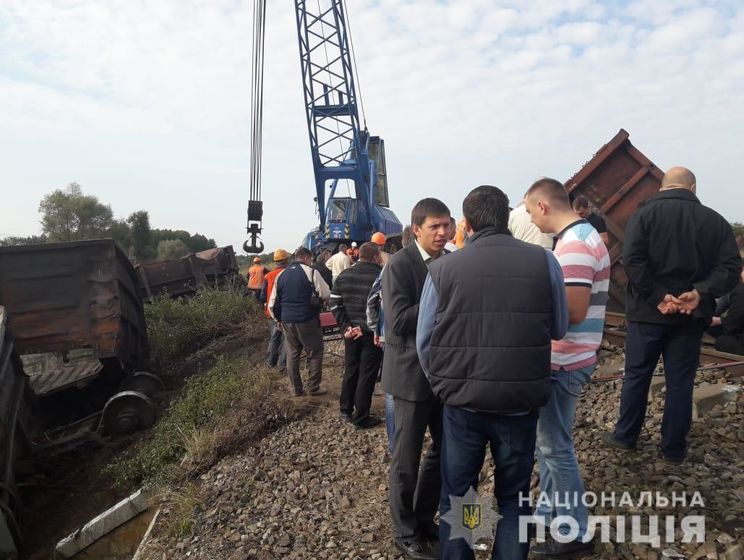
[162,483,200,538]
[144,286,261,364]
[106,355,275,489]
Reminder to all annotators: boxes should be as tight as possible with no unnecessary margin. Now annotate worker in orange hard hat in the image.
[247,256,268,301]
[371,232,391,265]
[262,248,291,373]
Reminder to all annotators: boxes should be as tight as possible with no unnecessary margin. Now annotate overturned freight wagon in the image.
[565,129,664,312]
[0,307,35,556]
[195,245,239,288]
[136,245,240,300]
[136,253,208,300]
[0,240,159,452]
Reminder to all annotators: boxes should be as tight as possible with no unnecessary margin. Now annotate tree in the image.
[39,183,114,241]
[108,220,131,252]
[156,239,190,260]
[150,229,216,254]
[127,210,154,261]
[0,235,48,247]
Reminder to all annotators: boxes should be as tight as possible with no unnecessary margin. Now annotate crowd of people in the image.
[254,166,741,560]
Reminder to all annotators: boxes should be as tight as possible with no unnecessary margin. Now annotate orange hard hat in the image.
[253,257,261,264]
[273,249,290,262]
[371,232,386,245]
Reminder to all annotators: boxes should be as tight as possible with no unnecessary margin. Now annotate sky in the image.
[1,0,742,253]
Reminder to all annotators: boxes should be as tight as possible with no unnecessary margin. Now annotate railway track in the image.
[602,312,744,378]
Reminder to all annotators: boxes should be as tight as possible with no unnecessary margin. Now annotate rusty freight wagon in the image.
[195,245,240,288]
[0,240,159,447]
[565,129,664,311]
[137,253,208,300]
[0,307,35,555]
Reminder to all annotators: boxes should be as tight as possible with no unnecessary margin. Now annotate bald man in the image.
[603,166,741,465]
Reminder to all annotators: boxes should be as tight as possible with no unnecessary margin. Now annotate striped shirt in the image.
[551,220,611,371]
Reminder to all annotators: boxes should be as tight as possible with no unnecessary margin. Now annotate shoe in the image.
[659,451,684,465]
[394,538,437,560]
[601,431,636,451]
[339,411,352,422]
[530,539,594,558]
[291,391,305,398]
[354,415,382,429]
[309,388,327,396]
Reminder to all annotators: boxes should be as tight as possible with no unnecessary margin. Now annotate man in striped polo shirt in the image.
[525,178,610,558]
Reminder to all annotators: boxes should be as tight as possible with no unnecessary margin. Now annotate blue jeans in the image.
[385,393,395,454]
[440,405,538,560]
[535,366,593,539]
[266,319,287,371]
[614,321,703,460]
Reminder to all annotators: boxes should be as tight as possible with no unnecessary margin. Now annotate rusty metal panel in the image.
[0,240,149,372]
[136,254,207,299]
[565,129,663,311]
[0,307,35,553]
[195,245,239,287]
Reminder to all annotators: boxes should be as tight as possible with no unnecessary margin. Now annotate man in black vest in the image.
[417,185,568,560]
[382,198,451,560]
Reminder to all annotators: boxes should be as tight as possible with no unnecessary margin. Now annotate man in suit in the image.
[383,198,452,560]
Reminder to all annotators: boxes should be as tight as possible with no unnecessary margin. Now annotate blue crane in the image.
[244,0,402,254]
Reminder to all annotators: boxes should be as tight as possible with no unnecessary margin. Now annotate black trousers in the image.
[389,394,443,540]
[614,321,703,460]
[339,333,383,423]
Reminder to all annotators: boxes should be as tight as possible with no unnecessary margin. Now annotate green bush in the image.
[107,356,273,487]
[145,287,259,363]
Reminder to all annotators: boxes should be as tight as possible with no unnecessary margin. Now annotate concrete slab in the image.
[55,488,153,559]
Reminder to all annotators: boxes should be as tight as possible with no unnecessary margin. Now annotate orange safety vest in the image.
[263,267,284,318]
[247,264,267,290]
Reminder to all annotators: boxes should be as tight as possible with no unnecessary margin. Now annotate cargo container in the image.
[137,254,208,300]
[565,129,664,311]
[0,240,157,443]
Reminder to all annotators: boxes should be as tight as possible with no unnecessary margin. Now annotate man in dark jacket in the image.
[603,167,741,464]
[331,242,384,428]
[417,185,568,560]
[711,266,744,354]
[383,198,451,560]
[269,247,330,397]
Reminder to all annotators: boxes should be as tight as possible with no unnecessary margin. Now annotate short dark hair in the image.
[411,198,450,227]
[295,247,313,261]
[401,226,414,248]
[337,243,348,252]
[462,185,510,233]
[526,178,571,210]
[358,242,379,261]
[572,195,589,210]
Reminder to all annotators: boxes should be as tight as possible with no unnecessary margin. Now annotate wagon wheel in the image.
[119,371,164,397]
[100,391,157,436]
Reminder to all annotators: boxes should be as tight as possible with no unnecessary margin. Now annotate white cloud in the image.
[1,0,743,249]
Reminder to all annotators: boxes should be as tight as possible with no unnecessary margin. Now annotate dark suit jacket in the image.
[381,242,432,401]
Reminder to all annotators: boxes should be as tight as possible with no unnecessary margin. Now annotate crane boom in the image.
[245,0,402,254]
[294,0,369,238]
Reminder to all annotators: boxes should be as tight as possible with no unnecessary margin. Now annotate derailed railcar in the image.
[195,245,240,288]
[565,129,664,311]
[136,253,208,300]
[0,240,159,447]
[0,307,35,556]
